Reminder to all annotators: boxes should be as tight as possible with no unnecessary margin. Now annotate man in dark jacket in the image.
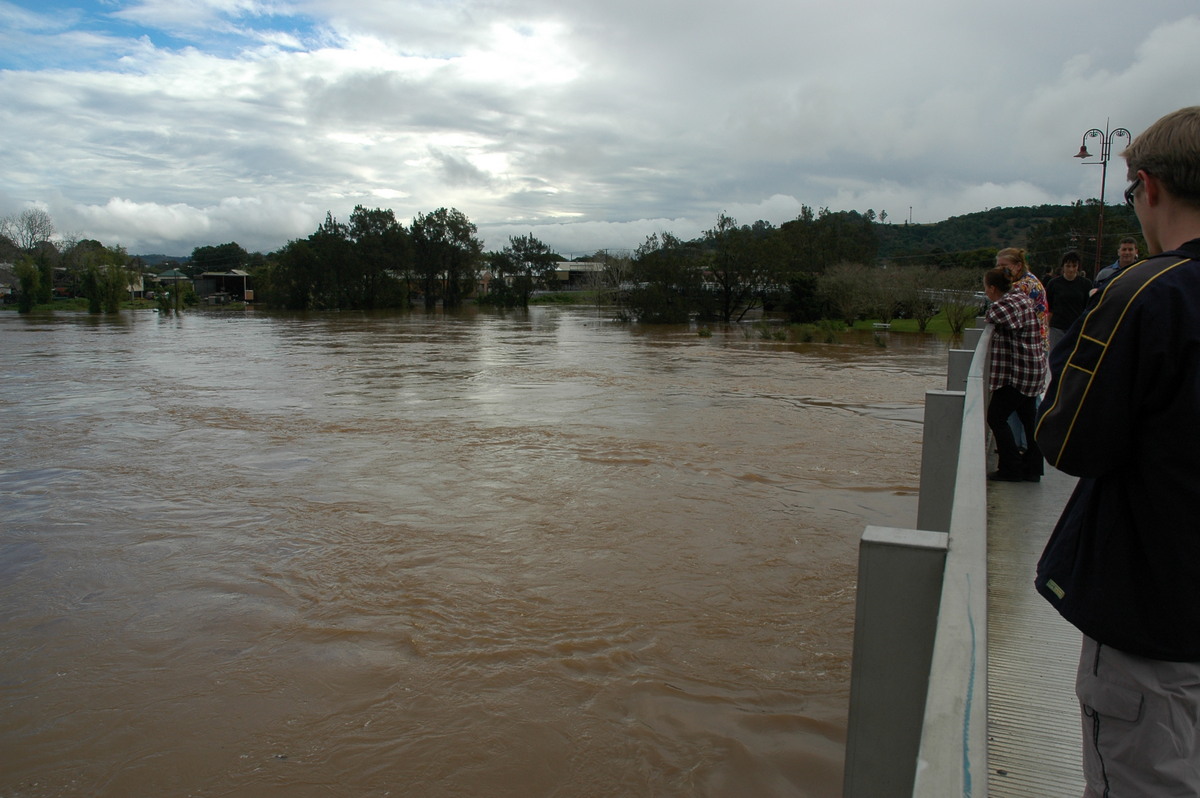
[1035,106,1200,796]
[1044,251,1092,349]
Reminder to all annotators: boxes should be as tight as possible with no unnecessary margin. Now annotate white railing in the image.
[843,322,992,798]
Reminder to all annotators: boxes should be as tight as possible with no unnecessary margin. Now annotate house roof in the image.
[199,269,250,278]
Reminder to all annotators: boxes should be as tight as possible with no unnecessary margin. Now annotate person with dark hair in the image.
[983,265,1047,481]
[1036,105,1200,796]
[1045,251,1092,348]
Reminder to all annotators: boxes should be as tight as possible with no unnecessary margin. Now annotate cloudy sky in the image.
[1,1,1198,257]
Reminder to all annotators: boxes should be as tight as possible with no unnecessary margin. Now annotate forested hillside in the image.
[876,202,1140,272]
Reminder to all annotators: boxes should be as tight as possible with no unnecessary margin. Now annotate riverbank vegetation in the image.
[4,200,1138,332]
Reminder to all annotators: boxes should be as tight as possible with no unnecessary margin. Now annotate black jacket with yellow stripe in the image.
[1035,237,1200,661]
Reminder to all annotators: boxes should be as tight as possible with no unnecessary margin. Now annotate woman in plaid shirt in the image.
[984,266,1049,481]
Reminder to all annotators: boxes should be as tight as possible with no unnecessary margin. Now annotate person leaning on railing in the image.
[982,265,1047,482]
[1035,105,1200,798]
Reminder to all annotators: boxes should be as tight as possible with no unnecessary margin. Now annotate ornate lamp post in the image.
[1074,121,1132,273]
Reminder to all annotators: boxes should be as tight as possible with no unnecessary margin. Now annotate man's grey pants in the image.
[1077,635,1200,797]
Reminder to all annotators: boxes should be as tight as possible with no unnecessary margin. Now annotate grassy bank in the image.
[850,313,967,335]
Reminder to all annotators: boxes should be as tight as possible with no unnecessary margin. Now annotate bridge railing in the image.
[843,322,992,798]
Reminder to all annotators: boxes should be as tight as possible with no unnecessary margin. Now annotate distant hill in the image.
[134,254,189,267]
[877,206,1064,256]
[875,203,1140,271]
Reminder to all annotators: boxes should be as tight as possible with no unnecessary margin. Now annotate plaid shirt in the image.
[987,288,1048,395]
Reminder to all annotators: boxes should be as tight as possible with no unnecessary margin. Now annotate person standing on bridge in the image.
[1091,236,1140,294]
[997,247,1049,351]
[1035,105,1200,797]
[982,266,1046,482]
[995,247,1049,454]
[1044,251,1092,350]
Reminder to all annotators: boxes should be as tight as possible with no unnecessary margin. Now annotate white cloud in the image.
[67,195,320,253]
[1,1,1199,255]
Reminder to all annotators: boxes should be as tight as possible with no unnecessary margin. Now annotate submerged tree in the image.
[817,262,875,326]
[80,261,128,314]
[624,232,703,323]
[488,233,559,307]
[14,259,39,313]
[411,207,483,309]
[347,205,410,308]
[703,212,760,323]
[263,208,410,310]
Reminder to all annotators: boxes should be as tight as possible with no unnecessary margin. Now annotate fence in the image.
[843,322,992,798]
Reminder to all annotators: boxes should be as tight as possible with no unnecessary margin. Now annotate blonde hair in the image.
[1123,106,1200,209]
[996,247,1028,275]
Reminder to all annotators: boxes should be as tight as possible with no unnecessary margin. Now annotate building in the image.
[194,270,253,303]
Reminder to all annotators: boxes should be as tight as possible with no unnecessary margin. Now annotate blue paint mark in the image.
[962,573,976,797]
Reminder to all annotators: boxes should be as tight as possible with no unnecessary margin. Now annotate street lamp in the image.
[1074,121,1132,273]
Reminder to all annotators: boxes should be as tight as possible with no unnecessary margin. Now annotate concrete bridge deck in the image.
[986,466,1086,796]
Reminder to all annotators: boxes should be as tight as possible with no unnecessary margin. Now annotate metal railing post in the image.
[844,526,949,798]
[917,390,966,534]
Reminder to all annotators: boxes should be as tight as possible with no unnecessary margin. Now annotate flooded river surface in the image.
[0,307,950,797]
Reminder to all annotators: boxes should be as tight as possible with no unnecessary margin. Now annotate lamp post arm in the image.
[1076,123,1131,273]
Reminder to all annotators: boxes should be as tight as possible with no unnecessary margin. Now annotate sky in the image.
[1,1,1199,258]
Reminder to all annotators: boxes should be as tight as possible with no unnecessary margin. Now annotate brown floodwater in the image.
[0,306,950,797]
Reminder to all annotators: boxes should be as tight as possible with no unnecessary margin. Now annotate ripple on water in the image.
[0,308,946,797]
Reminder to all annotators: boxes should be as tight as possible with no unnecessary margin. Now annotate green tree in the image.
[190,242,248,275]
[778,206,878,275]
[817,262,875,326]
[31,242,58,306]
[624,232,703,323]
[893,266,942,332]
[867,271,899,325]
[488,233,559,307]
[263,239,318,310]
[347,205,410,308]
[308,213,353,308]
[410,207,483,309]
[262,209,410,310]
[780,205,820,273]
[936,268,986,334]
[703,212,763,323]
[1023,200,1139,277]
[80,260,127,314]
[63,239,108,296]
[14,258,39,313]
[782,272,822,323]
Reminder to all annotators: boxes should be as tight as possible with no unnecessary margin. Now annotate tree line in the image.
[3,199,1138,329]
[1,209,135,313]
